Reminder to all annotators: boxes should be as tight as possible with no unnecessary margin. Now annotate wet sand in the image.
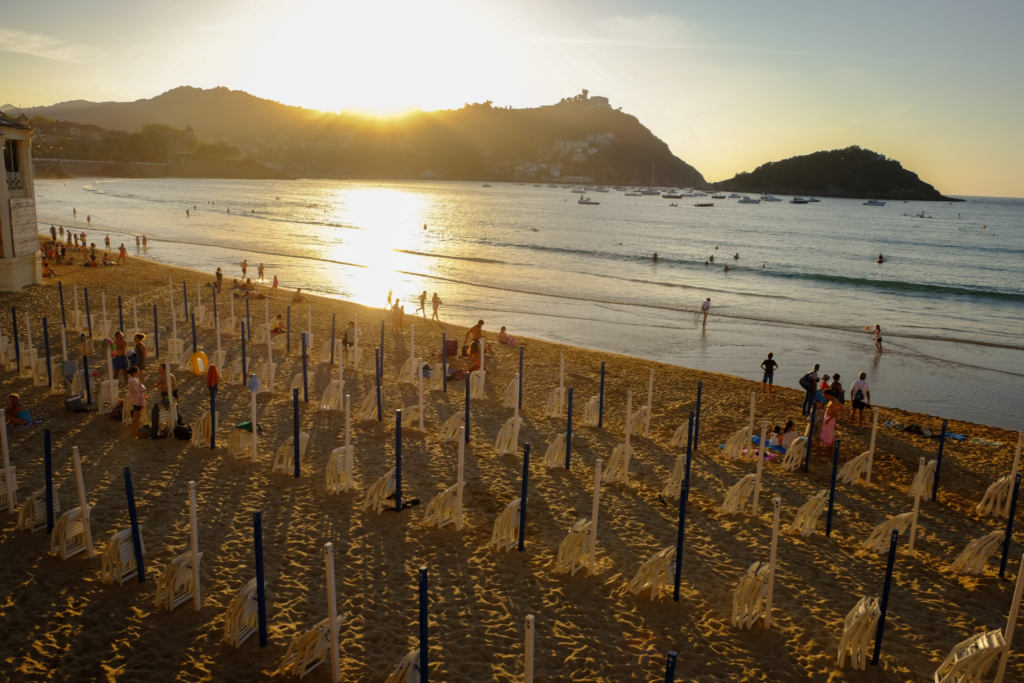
[1,245,1021,682]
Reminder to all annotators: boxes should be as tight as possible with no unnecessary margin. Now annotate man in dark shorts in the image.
[850,373,871,425]
[760,352,778,395]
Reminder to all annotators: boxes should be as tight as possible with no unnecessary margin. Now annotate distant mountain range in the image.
[714,146,958,201]
[10,87,705,184]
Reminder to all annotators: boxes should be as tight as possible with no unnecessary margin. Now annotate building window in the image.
[3,140,20,173]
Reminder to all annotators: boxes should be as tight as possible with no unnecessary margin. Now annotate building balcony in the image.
[5,171,22,190]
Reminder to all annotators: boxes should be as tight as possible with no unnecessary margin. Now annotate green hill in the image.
[18,87,704,183]
[714,146,958,201]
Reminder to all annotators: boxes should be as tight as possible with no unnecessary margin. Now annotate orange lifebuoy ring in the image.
[190,351,209,375]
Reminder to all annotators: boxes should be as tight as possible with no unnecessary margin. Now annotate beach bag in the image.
[111,400,124,421]
[449,369,466,382]
[853,388,865,402]
[445,340,458,357]
[798,373,815,391]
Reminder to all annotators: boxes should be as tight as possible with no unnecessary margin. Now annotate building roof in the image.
[0,115,32,131]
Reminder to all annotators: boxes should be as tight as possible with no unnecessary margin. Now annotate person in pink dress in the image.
[819,390,844,450]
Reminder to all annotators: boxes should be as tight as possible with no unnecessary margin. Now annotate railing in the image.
[5,171,22,189]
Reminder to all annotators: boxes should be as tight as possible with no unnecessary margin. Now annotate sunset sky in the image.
[2,0,1022,196]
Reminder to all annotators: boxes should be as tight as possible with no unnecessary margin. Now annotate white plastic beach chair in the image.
[626,405,649,438]
[318,341,335,365]
[271,333,288,352]
[326,446,355,494]
[787,490,828,537]
[439,412,464,442]
[50,504,92,560]
[362,468,397,514]
[354,391,377,422]
[601,443,633,484]
[948,530,1005,576]
[398,357,420,386]
[229,357,251,385]
[223,579,260,648]
[319,380,344,411]
[277,615,347,679]
[386,406,422,429]
[190,411,219,449]
[469,370,485,399]
[779,437,808,472]
[838,450,872,486]
[555,519,593,576]
[154,550,203,611]
[541,433,567,469]
[582,396,600,427]
[98,378,119,416]
[502,378,518,408]
[0,465,18,513]
[721,474,758,516]
[731,561,770,630]
[862,512,914,554]
[17,485,61,533]
[933,630,1005,683]
[625,546,676,601]
[252,323,270,345]
[977,475,1013,517]
[544,387,564,418]
[495,416,523,457]
[836,596,880,670]
[227,428,254,460]
[271,433,310,475]
[101,527,144,585]
[487,499,522,553]
[907,459,937,499]
[422,483,463,530]
[256,361,276,393]
[722,425,750,461]
[661,456,686,502]
[669,422,689,448]
[33,357,49,387]
[383,649,420,683]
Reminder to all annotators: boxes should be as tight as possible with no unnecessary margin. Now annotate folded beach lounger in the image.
[326,446,354,494]
[907,459,937,499]
[583,395,600,427]
[319,380,344,411]
[439,412,464,442]
[487,499,522,553]
[787,490,828,537]
[779,437,808,472]
[272,433,310,475]
[625,546,676,601]
[544,387,564,418]
[383,649,421,683]
[355,391,377,422]
[541,433,567,469]
[601,443,633,484]
[223,579,260,648]
[731,560,770,630]
[17,485,61,533]
[722,425,750,461]
[495,416,522,456]
[933,630,1005,683]
[720,474,757,516]
[154,550,203,611]
[386,406,422,429]
[362,468,397,514]
[836,596,880,670]
[50,504,92,560]
[422,483,462,529]
[190,411,220,449]
[948,529,1004,576]
[555,519,593,576]
[101,527,144,585]
[0,465,18,513]
[977,474,1014,517]
[660,456,686,502]
[861,512,913,554]
[277,615,346,679]
[837,450,872,486]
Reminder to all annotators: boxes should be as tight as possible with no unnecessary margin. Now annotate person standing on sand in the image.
[50,225,57,240]
[850,372,871,425]
[830,374,845,405]
[874,325,883,352]
[800,364,820,416]
[387,290,393,309]
[431,292,442,321]
[215,268,224,292]
[104,235,110,250]
[142,235,147,248]
[465,320,484,345]
[59,225,65,239]
[117,243,128,265]
[258,263,265,282]
[135,236,140,249]
[113,332,130,385]
[760,352,778,395]
[127,367,146,438]
[241,260,248,278]
[417,290,427,316]
[272,275,278,293]
[701,298,711,326]
[820,390,842,449]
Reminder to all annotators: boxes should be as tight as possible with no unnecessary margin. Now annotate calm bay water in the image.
[36,178,1024,429]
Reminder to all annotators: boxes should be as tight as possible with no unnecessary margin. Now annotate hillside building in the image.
[1,115,41,290]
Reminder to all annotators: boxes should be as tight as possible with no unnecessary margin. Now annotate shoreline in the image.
[4,239,1021,681]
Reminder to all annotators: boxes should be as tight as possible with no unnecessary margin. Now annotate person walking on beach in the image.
[417,290,427,316]
[760,352,778,395]
[701,298,711,326]
[142,235,148,248]
[830,373,845,405]
[104,235,110,250]
[873,325,883,352]
[135,236,140,249]
[272,275,278,293]
[799,364,820,416]
[117,243,128,265]
[127,366,147,438]
[465,320,484,345]
[258,263,265,282]
[50,225,57,240]
[59,225,65,239]
[386,290,393,309]
[850,372,871,425]
[241,260,248,278]
[431,292,442,321]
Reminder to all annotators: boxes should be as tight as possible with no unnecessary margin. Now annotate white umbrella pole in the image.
[168,372,177,429]
[524,614,535,683]
[748,391,756,447]
[908,457,924,555]
[250,382,258,463]
[456,428,465,531]
[1006,433,1024,517]
[764,497,781,629]
[61,324,68,361]
[866,407,879,485]
[590,459,602,575]
[170,277,178,368]
[514,373,520,420]
[101,292,108,337]
[644,369,654,437]
[307,305,311,336]
[753,420,767,514]
[325,542,341,683]
[993,552,1024,683]
[418,357,424,430]
[1,413,14,515]
[188,481,201,611]
[72,446,94,556]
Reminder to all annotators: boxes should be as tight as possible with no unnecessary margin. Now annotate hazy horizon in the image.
[3,0,1022,196]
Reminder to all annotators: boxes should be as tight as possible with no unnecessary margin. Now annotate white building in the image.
[1,115,41,290]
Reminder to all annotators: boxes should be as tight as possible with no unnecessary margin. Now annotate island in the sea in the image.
[714,146,961,201]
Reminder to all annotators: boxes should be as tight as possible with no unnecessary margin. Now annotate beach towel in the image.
[14,418,44,429]
[718,441,777,461]
[970,437,1004,448]
[884,420,902,429]
[504,336,517,347]
[751,435,787,454]
[944,432,968,441]
[236,421,265,435]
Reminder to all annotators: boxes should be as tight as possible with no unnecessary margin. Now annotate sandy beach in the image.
[1,246,1021,682]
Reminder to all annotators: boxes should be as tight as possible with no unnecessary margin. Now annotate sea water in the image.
[36,179,1024,429]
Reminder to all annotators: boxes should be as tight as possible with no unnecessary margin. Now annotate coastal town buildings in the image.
[0,114,41,291]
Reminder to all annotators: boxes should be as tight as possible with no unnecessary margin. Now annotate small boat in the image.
[863,199,886,206]
[669,203,678,207]
[578,196,600,205]
[711,193,726,199]
[547,184,558,188]
[482,183,492,187]
[662,193,682,199]
[641,188,661,195]
[738,196,761,204]
[790,196,809,204]
[625,191,642,197]
[808,197,820,202]
[694,202,714,208]
[571,187,586,194]
[728,193,741,199]
[594,187,610,193]
[761,195,782,202]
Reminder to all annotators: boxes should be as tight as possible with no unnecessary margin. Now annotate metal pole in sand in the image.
[245,298,251,341]
[866,407,879,485]
[871,529,900,665]
[564,387,573,470]
[330,314,335,365]
[58,281,66,329]
[419,567,429,683]
[693,381,703,451]
[752,420,767,514]
[84,287,93,338]
[418,357,424,430]
[747,390,755,454]
[456,427,465,531]
[442,333,447,392]
[375,348,382,422]
[249,373,258,463]
[72,446,93,556]
[83,352,92,405]
[664,651,677,683]
[518,443,531,551]
[325,542,340,683]
[465,373,471,444]
[0,412,12,515]
[907,458,924,555]
[10,307,19,372]
[43,318,52,387]
[44,430,54,533]
[590,458,602,575]
[379,319,384,378]
[673,476,688,602]
[598,361,605,428]
[999,474,1021,579]
[302,333,309,403]
[266,312,275,392]
[684,410,694,503]
[123,466,146,583]
[805,401,817,473]
[1006,433,1023,518]
[171,288,179,367]
[240,322,247,380]
[61,323,68,361]
[765,497,781,629]
[293,388,300,478]
[518,345,524,411]
[993,551,1024,683]
[932,419,948,501]
[188,481,201,610]
[253,511,268,646]
[826,439,840,537]
[645,368,654,437]
[395,409,403,512]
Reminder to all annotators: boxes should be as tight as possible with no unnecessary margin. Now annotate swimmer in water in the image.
[877,253,884,263]
[733,253,739,260]
[709,255,714,263]
[723,265,730,272]
[652,252,658,261]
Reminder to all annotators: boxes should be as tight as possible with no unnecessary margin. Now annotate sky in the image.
[2,0,1022,196]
